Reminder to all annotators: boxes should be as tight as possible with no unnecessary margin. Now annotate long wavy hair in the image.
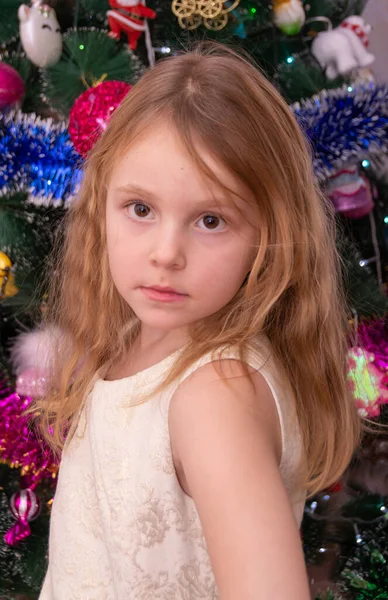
[39,42,360,496]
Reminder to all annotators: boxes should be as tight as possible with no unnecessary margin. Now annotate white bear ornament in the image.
[18,1,62,68]
[311,16,375,80]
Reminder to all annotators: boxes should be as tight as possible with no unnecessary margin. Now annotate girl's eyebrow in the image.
[115,183,242,212]
[115,184,158,201]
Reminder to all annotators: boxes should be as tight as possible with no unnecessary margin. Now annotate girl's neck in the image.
[137,324,189,355]
[105,325,189,381]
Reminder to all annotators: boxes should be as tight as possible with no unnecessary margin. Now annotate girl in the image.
[38,42,360,599]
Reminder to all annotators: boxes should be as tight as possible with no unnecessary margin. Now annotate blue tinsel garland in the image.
[0,111,83,205]
[292,82,388,181]
[1,82,388,204]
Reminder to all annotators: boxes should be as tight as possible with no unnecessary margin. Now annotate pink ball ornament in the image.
[16,367,49,398]
[69,80,131,158]
[9,488,41,521]
[0,62,25,109]
[4,488,41,546]
[326,166,374,219]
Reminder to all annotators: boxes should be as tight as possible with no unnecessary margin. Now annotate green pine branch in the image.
[0,194,65,310]
[338,233,388,318]
[0,0,24,45]
[42,28,145,115]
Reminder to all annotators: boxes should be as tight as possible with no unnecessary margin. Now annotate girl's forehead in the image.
[109,124,255,207]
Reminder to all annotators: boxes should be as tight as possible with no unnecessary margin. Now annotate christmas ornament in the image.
[311,16,375,80]
[16,369,48,398]
[68,80,131,158]
[347,347,388,418]
[326,165,374,219]
[107,0,156,65]
[0,252,19,299]
[4,489,41,546]
[273,0,305,36]
[11,325,61,398]
[172,0,240,31]
[18,1,62,68]
[0,62,25,110]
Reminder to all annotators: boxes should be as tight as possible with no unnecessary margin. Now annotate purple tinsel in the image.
[0,372,58,488]
[358,318,388,373]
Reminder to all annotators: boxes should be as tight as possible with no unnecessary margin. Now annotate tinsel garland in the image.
[0,110,83,206]
[357,318,388,372]
[1,83,388,203]
[0,372,57,487]
[293,83,388,181]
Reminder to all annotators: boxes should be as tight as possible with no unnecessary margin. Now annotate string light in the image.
[287,56,294,64]
[362,159,370,168]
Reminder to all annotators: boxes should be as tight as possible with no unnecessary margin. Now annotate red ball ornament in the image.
[4,488,41,546]
[68,80,131,157]
[0,62,25,109]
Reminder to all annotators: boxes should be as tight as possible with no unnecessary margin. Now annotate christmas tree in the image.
[1,1,388,597]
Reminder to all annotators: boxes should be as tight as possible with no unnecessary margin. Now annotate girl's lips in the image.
[139,286,187,303]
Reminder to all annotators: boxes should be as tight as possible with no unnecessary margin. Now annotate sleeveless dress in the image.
[39,341,306,600]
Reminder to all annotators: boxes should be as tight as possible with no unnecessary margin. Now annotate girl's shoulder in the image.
[170,337,299,465]
[169,336,307,520]
[174,337,290,416]
[176,337,274,384]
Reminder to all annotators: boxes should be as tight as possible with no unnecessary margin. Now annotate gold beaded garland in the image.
[172,0,240,31]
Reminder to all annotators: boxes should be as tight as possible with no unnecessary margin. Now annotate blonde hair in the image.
[39,42,360,496]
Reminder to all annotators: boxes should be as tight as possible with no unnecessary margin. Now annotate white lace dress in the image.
[39,343,306,600]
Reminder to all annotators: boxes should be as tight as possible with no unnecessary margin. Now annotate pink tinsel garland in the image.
[358,318,388,372]
[0,373,58,487]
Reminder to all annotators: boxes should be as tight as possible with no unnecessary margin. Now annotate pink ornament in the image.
[0,373,58,488]
[348,346,388,418]
[0,62,25,109]
[68,80,131,158]
[4,488,41,546]
[326,166,374,219]
[16,367,49,398]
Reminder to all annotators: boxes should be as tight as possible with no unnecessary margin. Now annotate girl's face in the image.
[106,124,257,337]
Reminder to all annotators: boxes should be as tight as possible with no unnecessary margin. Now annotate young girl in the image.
[38,42,360,599]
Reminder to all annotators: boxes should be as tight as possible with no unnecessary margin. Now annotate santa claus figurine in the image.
[107,0,156,52]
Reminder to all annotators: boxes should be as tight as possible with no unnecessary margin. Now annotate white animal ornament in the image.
[311,16,375,80]
[18,1,62,68]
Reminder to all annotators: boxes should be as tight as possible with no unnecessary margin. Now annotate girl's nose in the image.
[149,227,186,270]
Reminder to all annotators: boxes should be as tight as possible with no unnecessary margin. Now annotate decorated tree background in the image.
[1,1,388,598]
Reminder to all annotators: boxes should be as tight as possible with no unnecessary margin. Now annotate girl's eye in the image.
[197,214,226,231]
[127,202,154,220]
